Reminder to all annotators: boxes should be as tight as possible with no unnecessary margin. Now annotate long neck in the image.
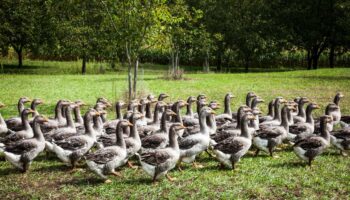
[33,121,44,141]
[297,102,306,117]
[168,128,179,150]
[116,104,123,120]
[0,113,5,125]
[31,102,39,117]
[74,107,83,124]
[199,111,208,134]
[129,117,139,141]
[186,101,193,116]
[21,113,31,130]
[101,113,107,123]
[305,106,314,124]
[273,100,281,121]
[268,102,274,117]
[240,117,250,138]
[65,107,75,128]
[320,120,330,142]
[224,97,231,115]
[280,106,289,129]
[236,108,243,129]
[174,104,182,123]
[84,115,94,137]
[18,100,24,115]
[196,101,201,116]
[145,103,152,119]
[55,103,63,121]
[334,96,340,106]
[93,115,102,130]
[287,108,293,124]
[140,104,146,115]
[246,96,251,107]
[116,124,126,148]
[160,112,168,132]
[152,105,160,123]
[251,99,258,109]
[206,114,216,130]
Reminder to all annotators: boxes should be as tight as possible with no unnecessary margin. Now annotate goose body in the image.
[3,115,47,172]
[293,97,309,123]
[86,120,131,180]
[293,115,332,166]
[5,97,31,131]
[213,113,255,169]
[330,127,350,155]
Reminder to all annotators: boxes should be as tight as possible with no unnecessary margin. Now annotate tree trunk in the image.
[329,44,335,68]
[244,57,249,73]
[81,55,87,75]
[312,47,319,70]
[15,47,23,68]
[133,58,139,99]
[216,48,222,72]
[307,49,312,70]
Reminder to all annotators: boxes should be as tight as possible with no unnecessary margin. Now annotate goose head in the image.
[197,94,206,101]
[158,93,169,101]
[31,99,44,107]
[308,102,320,110]
[187,96,197,104]
[165,109,177,117]
[34,115,49,124]
[147,94,157,103]
[96,97,112,107]
[19,97,32,104]
[208,101,221,110]
[170,123,186,133]
[74,100,86,107]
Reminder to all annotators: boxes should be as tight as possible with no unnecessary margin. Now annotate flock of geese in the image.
[0,92,349,183]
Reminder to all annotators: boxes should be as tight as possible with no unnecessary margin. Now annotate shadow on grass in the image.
[269,161,307,168]
[33,164,69,173]
[0,167,23,176]
[61,177,104,186]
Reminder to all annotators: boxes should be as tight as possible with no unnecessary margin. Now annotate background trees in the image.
[0,0,350,73]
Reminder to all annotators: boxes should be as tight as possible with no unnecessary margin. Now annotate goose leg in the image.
[308,158,312,167]
[127,161,138,169]
[193,161,204,169]
[205,150,214,157]
[104,179,112,184]
[255,149,260,156]
[231,160,235,170]
[166,174,176,182]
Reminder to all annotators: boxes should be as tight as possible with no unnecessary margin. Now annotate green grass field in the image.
[0,66,349,199]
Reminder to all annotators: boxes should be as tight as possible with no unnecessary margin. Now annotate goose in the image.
[293,97,310,123]
[328,92,344,125]
[93,108,107,138]
[286,101,298,126]
[0,108,35,147]
[85,120,132,183]
[288,103,320,141]
[251,96,264,109]
[103,101,126,134]
[136,123,186,182]
[145,94,157,120]
[250,108,262,131]
[260,97,287,126]
[44,103,79,152]
[181,96,197,125]
[73,100,86,132]
[215,93,235,121]
[192,94,207,119]
[213,113,255,169]
[259,100,275,123]
[29,98,44,120]
[96,97,112,123]
[157,93,169,117]
[184,97,206,126]
[0,103,10,137]
[211,106,252,145]
[2,115,47,172]
[292,97,301,116]
[253,104,296,157]
[245,92,257,108]
[5,97,32,131]
[314,103,338,133]
[51,109,100,169]
[293,115,332,166]
[178,107,214,168]
[41,100,71,133]
[141,109,177,150]
[330,127,350,156]
[138,101,167,135]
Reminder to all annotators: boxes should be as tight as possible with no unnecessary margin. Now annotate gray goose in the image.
[29,98,44,120]
[215,93,235,121]
[103,101,126,135]
[178,107,214,168]
[141,109,177,150]
[330,127,350,156]
[73,100,86,133]
[137,123,185,182]
[3,115,47,173]
[45,103,78,152]
[253,104,296,157]
[181,96,198,125]
[51,109,100,169]
[86,120,132,183]
[314,103,338,134]
[292,97,301,116]
[0,108,35,148]
[192,94,207,119]
[329,92,344,126]
[288,103,320,142]
[231,92,256,119]
[293,115,332,166]
[96,97,112,123]
[287,101,298,125]
[5,97,32,131]
[41,100,71,133]
[260,97,287,126]
[0,103,10,137]
[259,100,275,123]
[213,113,255,169]
[293,97,310,123]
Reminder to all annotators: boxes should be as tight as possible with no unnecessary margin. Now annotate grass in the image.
[0,66,349,199]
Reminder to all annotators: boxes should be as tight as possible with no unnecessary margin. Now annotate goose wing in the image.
[141,134,166,149]
[5,139,37,154]
[140,150,171,165]
[294,137,323,149]
[54,136,88,151]
[214,137,244,154]
[85,148,118,164]
[179,136,201,150]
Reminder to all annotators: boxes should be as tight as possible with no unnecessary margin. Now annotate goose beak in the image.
[210,110,216,114]
[95,111,101,116]
[43,117,49,123]
[0,103,5,108]
[28,109,36,113]
[128,122,133,127]
[181,125,187,129]
[315,104,320,109]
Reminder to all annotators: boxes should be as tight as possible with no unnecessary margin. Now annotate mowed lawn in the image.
[0,68,349,199]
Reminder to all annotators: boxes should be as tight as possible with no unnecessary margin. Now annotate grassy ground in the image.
[0,67,349,199]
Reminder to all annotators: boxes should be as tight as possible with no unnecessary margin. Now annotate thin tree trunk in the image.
[15,47,23,68]
[126,43,132,101]
[133,58,139,99]
[175,51,179,70]
[312,47,319,70]
[307,49,312,70]
[81,55,87,75]
[329,44,335,68]
[245,57,249,73]
[216,48,222,72]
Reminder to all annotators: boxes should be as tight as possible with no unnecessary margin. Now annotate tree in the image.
[0,0,47,67]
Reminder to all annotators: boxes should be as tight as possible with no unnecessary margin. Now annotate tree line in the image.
[1,0,349,74]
